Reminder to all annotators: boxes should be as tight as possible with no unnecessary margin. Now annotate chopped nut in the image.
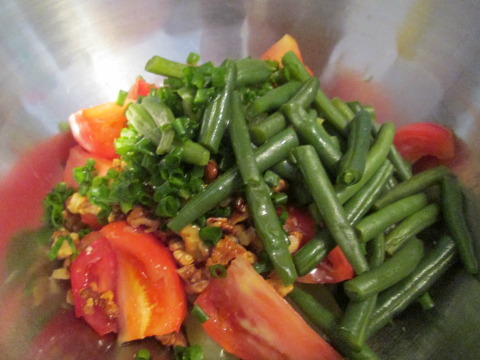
[272,179,289,193]
[79,282,119,319]
[203,159,219,184]
[206,237,247,267]
[206,217,236,234]
[111,158,127,171]
[51,268,71,280]
[180,225,210,262]
[173,249,194,266]
[127,206,160,232]
[177,264,210,294]
[66,289,74,305]
[67,193,102,216]
[234,224,255,246]
[157,331,188,348]
[287,231,303,254]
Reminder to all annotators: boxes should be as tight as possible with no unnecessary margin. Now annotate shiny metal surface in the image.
[1,0,480,359]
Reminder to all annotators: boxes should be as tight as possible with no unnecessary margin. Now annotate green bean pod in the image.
[355,193,429,243]
[332,97,356,121]
[287,77,320,109]
[235,58,273,87]
[284,103,343,173]
[367,236,457,337]
[344,237,425,301]
[336,122,396,204]
[198,59,236,153]
[336,233,385,351]
[246,81,302,118]
[337,110,373,186]
[385,203,441,255]
[292,145,369,275]
[230,91,296,285]
[249,112,287,145]
[144,55,187,79]
[167,127,299,232]
[293,230,336,277]
[374,165,449,210]
[270,158,303,182]
[442,175,479,274]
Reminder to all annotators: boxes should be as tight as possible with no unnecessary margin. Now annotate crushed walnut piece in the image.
[79,282,119,319]
[180,225,210,263]
[157,331,188,348]
[266,272,294,297]
[127,206,160,232]
[177,264,210,294]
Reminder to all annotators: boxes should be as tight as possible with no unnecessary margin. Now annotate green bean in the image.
[141,97,176,154]
[332,97,356,121]
[249,112,287,145]
[293,162,392,277]
[344,237,425,301]
[336,122,395,204]
[442,175,479,274]
[374,165,449,210]
[246,81,302,118]
[144,55,187,79]
[167,127,299,232]
[336,233,385,352]
[292,145,369,275]
[281,51,349,134]
[337,110,373,186]
[230,91,296,285]
[177,140,210,166]
[355,193,429,243]
[368,236,457,337]
[284,103,343,173]
[235,58,273,87]
[289,288,380,359]
[293,230,336,276]
[198,60,236,154]
[344,160,393,226]
[287,77,320,109]
[385,203,441,255]
[270,159,303,182]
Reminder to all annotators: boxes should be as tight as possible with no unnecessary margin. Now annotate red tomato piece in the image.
[70,236,119,336]
[297,246,355,284]
[69,102,127,159]
[70,222,186,343]
[125,77,155,103]
[393,122,455,163]
[196,256,342,360]
[100,221,186,343]
[63,145,112,189]
[282,205,317,244]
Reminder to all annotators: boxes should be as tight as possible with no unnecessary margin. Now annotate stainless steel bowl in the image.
[1,0,480,359]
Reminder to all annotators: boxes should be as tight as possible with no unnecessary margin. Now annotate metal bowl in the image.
[1,0,479,359]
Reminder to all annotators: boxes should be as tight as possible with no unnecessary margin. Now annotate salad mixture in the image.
[39,35,477,359]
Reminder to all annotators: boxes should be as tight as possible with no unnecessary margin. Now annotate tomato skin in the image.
[70,236,119,336]
[297,245,355,284]
[100,221,186,342]
[125,77,154,103]
[63,145,112,189]
[69,102,127,159]
[393,122,455,163]
[282,205,317,244]
[196,256,342,360]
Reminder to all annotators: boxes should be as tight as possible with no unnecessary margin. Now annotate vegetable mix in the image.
[39,34,477,359]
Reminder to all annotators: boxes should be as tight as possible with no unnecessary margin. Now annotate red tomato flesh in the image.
[63,145,112,189]
[297,245,355,284]
[69,102,127,159]
[393,122,455,163]
[70,221,186,343]
[196,256,343,360]
[282,205,317,245]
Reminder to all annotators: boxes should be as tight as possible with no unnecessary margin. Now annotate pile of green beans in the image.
[144,51,477,359]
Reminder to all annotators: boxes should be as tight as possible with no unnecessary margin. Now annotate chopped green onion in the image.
[134,349,151,360]
[272,192,288,205]
[116,89,128,106]
[187,52,200,66]
[199,226,223,246]
[209,264,227,278]
[191,303,210,323]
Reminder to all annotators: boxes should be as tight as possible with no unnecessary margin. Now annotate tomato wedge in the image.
[70,236,118,336]
[70,221,186,343]
[297,245,355,284]
[196,256,342,360]
[100,221,186,342]
[69,102,128,159]
[261,34,304,64]
[393,122,455,163]
[63,145,112,189]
